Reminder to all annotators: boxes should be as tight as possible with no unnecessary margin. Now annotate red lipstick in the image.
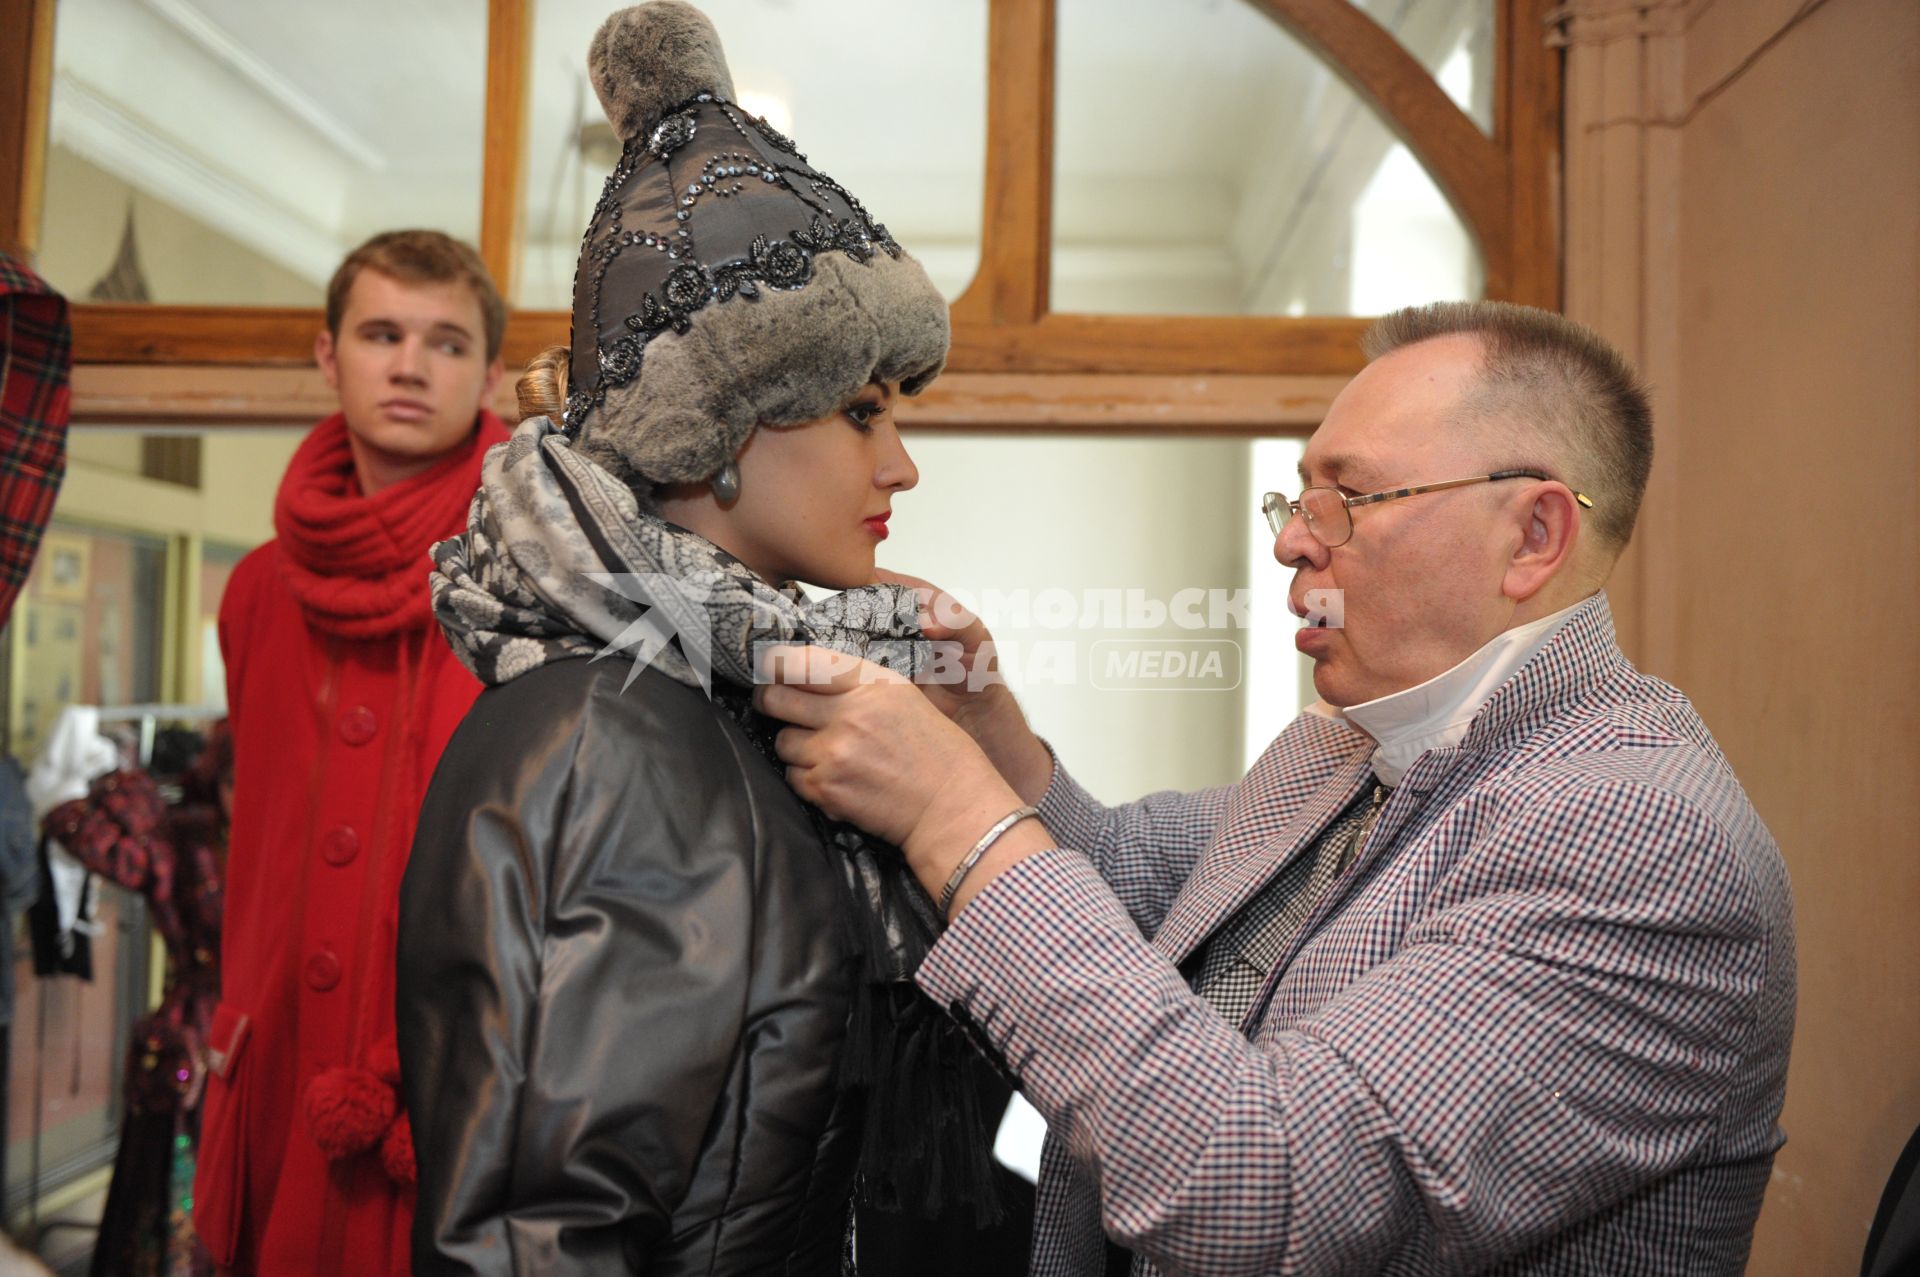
[863,512,891,540]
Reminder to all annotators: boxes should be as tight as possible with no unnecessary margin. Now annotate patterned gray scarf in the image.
[430,415,927,691]
[429,415,1002,1229]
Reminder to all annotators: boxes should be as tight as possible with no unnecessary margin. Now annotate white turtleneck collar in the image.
[1307,597,1591,788]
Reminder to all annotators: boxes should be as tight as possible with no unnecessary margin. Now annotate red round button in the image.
[320,826,359,867]
[303,948,342,992]
[338,706,378,746]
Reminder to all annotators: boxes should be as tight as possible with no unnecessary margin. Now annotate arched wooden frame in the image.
[949,0,1559,379]
[2,0,1560,427]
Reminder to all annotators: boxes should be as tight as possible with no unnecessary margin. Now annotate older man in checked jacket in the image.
[758,300,1795,1276]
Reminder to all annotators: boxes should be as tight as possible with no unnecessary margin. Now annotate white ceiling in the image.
[186,0,488,173]
[44,0,1489,312]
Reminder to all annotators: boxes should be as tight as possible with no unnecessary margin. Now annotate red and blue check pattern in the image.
[918,594,1795,1275]
[0,253,70,627]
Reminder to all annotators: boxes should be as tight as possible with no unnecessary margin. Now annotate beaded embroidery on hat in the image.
[562,92,904,438]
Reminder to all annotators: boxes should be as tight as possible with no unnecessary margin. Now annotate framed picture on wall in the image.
[39,533,91,603]
[7,524,166,761]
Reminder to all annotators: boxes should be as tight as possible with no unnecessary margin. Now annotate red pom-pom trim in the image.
[303,1066,395,1159]
[380,1111,417,1187]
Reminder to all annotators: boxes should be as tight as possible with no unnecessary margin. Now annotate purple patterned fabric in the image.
[918,593,1794,1276]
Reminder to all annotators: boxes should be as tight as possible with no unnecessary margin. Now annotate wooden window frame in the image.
[2,0,1560,432]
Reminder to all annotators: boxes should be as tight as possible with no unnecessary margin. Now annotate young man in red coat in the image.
[194,230,510,1277]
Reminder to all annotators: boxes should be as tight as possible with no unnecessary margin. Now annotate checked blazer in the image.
[916,594,1795,1276]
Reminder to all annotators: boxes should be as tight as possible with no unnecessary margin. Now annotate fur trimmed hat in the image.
[565,1,950,486]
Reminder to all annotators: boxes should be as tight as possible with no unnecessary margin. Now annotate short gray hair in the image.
[1363,301,1653,550]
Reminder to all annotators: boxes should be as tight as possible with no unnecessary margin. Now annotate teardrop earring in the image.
[710,460,741,504]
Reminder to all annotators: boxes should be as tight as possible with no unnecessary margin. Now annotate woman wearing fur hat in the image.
[397,3,1004,1272]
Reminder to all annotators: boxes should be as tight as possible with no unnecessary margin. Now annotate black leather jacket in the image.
[398,658,861,1275]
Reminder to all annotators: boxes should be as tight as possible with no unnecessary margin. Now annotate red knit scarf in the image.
[274,411,508,639]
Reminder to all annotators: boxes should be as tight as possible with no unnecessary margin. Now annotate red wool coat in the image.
[194,412,507,1277]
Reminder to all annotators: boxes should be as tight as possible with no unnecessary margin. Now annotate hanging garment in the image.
[45,741,225,1277]
[24,706,118,977]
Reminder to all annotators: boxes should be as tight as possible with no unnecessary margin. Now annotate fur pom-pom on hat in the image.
[590,1,736,142]
[562,0,951,486]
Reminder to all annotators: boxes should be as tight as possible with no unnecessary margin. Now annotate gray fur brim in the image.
[579,251,949,486]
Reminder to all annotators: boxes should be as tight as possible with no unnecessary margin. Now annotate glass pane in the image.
[0,425,291,1228]
[22,426,298,725]
[5,883,142,1219]
[1243,436,1313,769]
[515,0,988,308]
[887,433,1313,802]
[2,520,168,1209]
[1052,0,1484,316]
[202,542,249,712]
[37,0,487,306]
[1351,0,1496,134]
[9,523,168,763]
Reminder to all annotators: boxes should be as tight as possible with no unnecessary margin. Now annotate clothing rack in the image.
[93,704,224,771]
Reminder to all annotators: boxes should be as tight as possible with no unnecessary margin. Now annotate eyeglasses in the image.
[1261,469,1595,547]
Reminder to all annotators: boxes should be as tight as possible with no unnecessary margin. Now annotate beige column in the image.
[1559,2,1920,1273]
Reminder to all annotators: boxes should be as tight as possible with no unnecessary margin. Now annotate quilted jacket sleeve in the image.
[398,668,757,1275]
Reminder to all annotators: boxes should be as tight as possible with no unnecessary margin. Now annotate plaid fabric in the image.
[1189,784,1381,1033]
[0,254,71,627]
[919,593,1795,1276]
